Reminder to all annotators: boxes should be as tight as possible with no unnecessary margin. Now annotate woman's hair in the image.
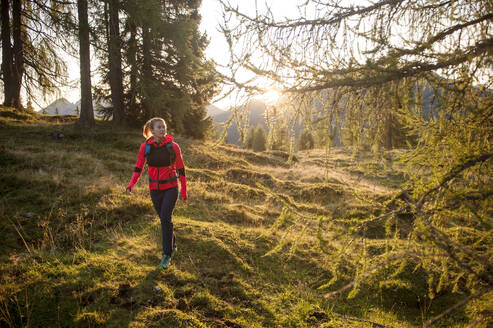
[143,117,167,139]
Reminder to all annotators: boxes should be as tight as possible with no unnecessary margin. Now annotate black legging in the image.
[150,187,178,256]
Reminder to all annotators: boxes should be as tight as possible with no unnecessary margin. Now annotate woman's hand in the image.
[125,187,132,195]
[180,189,187,201]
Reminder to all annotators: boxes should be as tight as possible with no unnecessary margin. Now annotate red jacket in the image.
[127,135,187,199]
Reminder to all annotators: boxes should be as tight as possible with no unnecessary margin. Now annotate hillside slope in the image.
[0,109,485,327]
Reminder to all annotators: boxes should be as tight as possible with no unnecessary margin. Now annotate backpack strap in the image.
[144,144,151,158]
[166,142,176,163]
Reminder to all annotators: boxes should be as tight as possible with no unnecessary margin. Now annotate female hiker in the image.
[126,117,187,269]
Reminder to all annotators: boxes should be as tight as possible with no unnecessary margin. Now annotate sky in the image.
[199,0,302,65]
[200,0,311,108]
[38,0,303,110]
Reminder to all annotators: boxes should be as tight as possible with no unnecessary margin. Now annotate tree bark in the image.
[127,19,137,116]
[2,0,23,108]
[108,0,124,124]
[1,0,14,106]
[384,111,393,150]
[142,24,152,116]
[11,0,23,108]
[77,0,95,128]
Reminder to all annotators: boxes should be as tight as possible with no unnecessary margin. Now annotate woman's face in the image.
[151,120,166,139]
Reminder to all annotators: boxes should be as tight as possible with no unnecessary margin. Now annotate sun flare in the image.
[261,89,281,104]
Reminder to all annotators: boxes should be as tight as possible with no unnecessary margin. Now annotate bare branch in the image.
[422,289,490,328]
[221,0,406,29]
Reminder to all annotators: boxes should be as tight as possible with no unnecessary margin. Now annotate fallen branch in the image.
[417,152,493,209]
[422,289,490,328]
[331,311,395,328]
[323,252,416,299]
[309,309,396,328]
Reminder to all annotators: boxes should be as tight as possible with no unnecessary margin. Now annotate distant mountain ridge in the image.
[40,98,107,117]
[208,80,475,147]
[210,99,272,145]
[209,99,306,146]
[41,98,78,116]
[206,104,225,118]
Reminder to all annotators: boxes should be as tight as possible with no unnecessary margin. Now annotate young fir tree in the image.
[297,129,314,150]
[270,121,289,151]
[252,125,267,152]
[245,126,255,149]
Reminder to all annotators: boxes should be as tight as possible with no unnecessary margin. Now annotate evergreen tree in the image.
[244,126,255,149]
[117,0,218,137]
[297,129,314,150]
[270,121,288,151]
[252,124,267,152]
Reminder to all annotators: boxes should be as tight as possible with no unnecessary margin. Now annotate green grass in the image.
[0,107,490,327]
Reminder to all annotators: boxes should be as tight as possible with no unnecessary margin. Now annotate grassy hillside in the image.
[0,107,487,327]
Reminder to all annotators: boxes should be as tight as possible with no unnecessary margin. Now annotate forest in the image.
[1,0,492,327]
[1,0,218,136]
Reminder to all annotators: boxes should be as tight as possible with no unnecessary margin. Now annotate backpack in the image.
[144,142,176,166]
[144,141,178,186]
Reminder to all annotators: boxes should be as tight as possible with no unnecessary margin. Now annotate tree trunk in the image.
[142,24,152,117]
[108,0,124,124]
[384,111,393,150]
[2,0,23,108]
[128,19,137,116]
[11,0,23,108]
[1,0,14,106]
[77,0,95,128]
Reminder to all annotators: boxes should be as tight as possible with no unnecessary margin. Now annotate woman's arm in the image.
[126,143,146,193]
[173,143,187,200]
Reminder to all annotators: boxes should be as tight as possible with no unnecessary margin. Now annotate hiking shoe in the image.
[159,254,171,269]
[171,246,177,258]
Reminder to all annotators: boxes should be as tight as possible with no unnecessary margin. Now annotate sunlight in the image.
[260,89,281,104]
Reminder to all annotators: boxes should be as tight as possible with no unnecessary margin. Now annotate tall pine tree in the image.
[114,0,218,137]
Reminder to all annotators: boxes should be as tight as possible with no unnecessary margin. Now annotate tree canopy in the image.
[219,0,492,93]
[1,0,73,108]
[1,0,219,137]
